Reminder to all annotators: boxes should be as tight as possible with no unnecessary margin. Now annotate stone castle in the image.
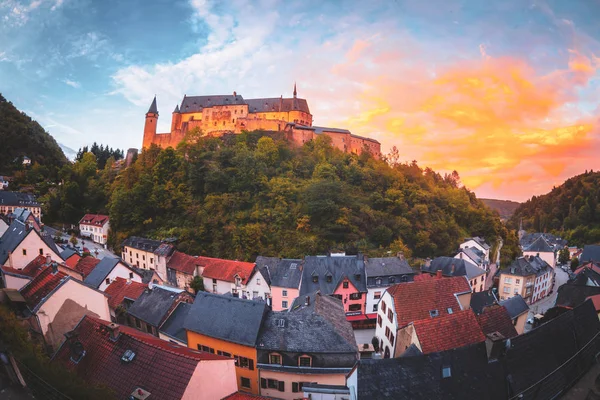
[142,84,381,158]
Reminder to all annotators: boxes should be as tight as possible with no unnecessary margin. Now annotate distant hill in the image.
[59,143,78,161]
[481,198,521,221]
[510,171,600,246]
[0,93,67,173]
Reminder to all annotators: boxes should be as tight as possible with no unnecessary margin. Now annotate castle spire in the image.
[293,82,297,98]
[147,96,158,114]
[173,104,180,113]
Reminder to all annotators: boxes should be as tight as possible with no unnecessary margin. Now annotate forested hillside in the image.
[511,171,600,246]
[43,129,519,263]
[481,198,520,221]
[0,93,67,174]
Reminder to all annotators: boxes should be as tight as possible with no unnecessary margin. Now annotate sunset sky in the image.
[1,0,599,201]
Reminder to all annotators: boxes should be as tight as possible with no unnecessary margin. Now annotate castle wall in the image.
[320,131,351,153]
[288,127,316,146]
[145,131,186,149]
[238,118,286,133]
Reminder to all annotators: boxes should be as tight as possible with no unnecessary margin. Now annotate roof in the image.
[0,220,31,265]
[53,316,228,400]
[184,292,267,347]
[354,342,506,399]
[458,247,484,265]
[60,248,78,260]
[1,254,48,279]
[181,94,246,113]
[159,302,192,344]
[246,97,310,114]
[104,277,147,310]
[222,393,272,400]
[78,214,109,227]
[254,256,279,286]
[574,261,600,277]
[580,245,600,263]
[519,232,566,250]
[0,191,39,207]
[556,283,600,310]
[83,257,122,289]
[121,236,162,253]
[260,258,303,289]
[73,256,101,279]
[19,266,69,312]
[476,305,518,339]
[364,256,414,277]
[501,255,551,278]
[463,237,490,250]
[167,251,200,275]
[154,242,175,257]
[300,255,367,296]
[470,290,498,315]
[147,96,158,114]
[499,295,530,319]
[257,291,357,354]
[412,310,486,354]
[400,343,423,357]
[313,126,351,134]
[422,257,486,280]
[524,235,554,253]
[198,256,256,284]
[127,285,189,327]
[386,275,471,327]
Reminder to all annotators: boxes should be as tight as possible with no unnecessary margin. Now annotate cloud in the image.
[0,0,65,26]
[63,79,80,88]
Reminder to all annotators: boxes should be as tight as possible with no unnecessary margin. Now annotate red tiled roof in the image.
[167,251,200,275]
[476,305,518,339]
[413,309,486,354]
[53,316,229,400]
[20,266,68,310]
[78,214,109,226]
[104,277,147,310]
[64,253,81,269]
[199,256,255,284]
[575,261,600,276]
[387,275,471,327]
[2,255,48,278]
[73,256,101,278]
[222,393,272,400]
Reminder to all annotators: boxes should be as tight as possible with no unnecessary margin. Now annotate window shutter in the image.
[292,382,299,393]
[249,359,254,370]
[278,381,285,392]
[261,378,267,389]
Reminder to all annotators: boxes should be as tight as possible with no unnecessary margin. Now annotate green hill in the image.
[0,93,67,173]
[510,171,600,246]
[481,198,520,221]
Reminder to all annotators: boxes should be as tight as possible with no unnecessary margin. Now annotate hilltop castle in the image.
[142,85,381,158]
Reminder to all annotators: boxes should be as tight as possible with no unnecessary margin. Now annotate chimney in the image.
[46,253,51,265]
[126,277,131,284]
[436,270,443,279]
[459,252,463,259]
[305,296,310,306]
[233,91,237,97]
[107,323,120,341]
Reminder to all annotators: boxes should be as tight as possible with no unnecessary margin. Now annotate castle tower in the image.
[293,82,297,98]
[143,96,158,149]
[171,104,181,132]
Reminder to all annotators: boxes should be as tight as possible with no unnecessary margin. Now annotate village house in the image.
[167,250,202,290]
[421,256,487,292]
[83,256,142,291]
[126,283,193,337]
[475,304,518,340]
[499,295,530,335]
[364,255,415,315]
[555,261,600,317]
[0,175,10,190]
[459,237,490,263]
[9,263,110,351]
[300,255,367,317]
[255,256,302,311]
[8,208,41,232]
[184,292,269,395]
[60,247,81,269]
[78,214,110,245]
[0,192,42,222]
[256,291,358,400]
[498,255,553,304]
[52,316,238,400]
[103,276,147,323]
[0,215,8,237]
[580,245,600,263]
[454,246,488,270]
[1,254,82,290]
[71,255,100,279]
[200,256,260,299]
[121,236,175,279]
[522,236,557,268]
[375,273,472,358]
[0,219,62,270]
[159,301,192,346]
[469,289,498,315]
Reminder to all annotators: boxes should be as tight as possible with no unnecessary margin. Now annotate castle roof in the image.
[177,94,311,115]
[147,96,158,114]
[173,104,180,113]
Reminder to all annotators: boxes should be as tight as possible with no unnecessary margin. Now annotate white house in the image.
[364,256,415,315]
[79,214,110,245]
[121,236,174,280]
[0,219,63,270]
[83,257,143,291]
[522,236,556,269]
[199,256,257,298]
[459,237,490,263]
[243,267,271,301]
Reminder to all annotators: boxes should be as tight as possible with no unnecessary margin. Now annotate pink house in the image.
[255,257,303,311]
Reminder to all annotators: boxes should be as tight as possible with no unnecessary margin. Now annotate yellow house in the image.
[184,292,268,394]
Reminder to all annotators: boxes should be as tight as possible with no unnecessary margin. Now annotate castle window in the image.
[223,121,225,126]
[232,119,235,123]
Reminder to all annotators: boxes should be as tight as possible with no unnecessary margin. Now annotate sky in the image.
[1,0,600,202]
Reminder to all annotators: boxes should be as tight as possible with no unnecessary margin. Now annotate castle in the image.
[142,85,381,158]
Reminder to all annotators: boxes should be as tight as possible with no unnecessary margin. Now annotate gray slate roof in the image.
[183,292,267,346]
[519,232,567,250]
[83,257,121,289]
[0,191,39,207]
[60,248,78,260]
[258,291,357,354]
[499,295,529,319]
[470,290,498,315]
[254,256,279,286]
[300,255,366,296]
[502,255,551,278]
[464,237,490,250]
[266,258,303,289]
[0,220,38,265]
[365,256,414,277]
[421,257,486,280]
[128,286,186,327]
[121,236,162,253]
[459,247,484,265]
[580,245,600,263]
[159,302,192,344]
[524,236,554,253]
[178,94,311,115]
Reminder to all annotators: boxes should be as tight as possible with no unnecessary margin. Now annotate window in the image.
[267,379,278,389]
[504,277,512,284]
[377,315,382,327]
[282,290,288,297]
[312,276,318,283]
[135,319,142,329]
[343,281,349,289]
[349,293,362,300]
[257,278,261,285]
[387,309,393,322]
[429,310,439,317]
[136,253,139,258]
[252,291,259,298]
[197,344,215,353]
[22,249,26,256]
[241,377,251,389]
[389,276,396,284]
[146,324,153,334]
[516,279,520,284]
[39,248,43,255]
[269,354,281,365]
[299,356,311,367]
[217,350,232,357]
[129,272,134,279]
[503,287,510,293]
[355,274,361,281]
[349,304,361,311]
[150,258,153,264]
[374,291,382,299]
[282,300,288,309]
[373,304,378,312]
[389,333,395,346]
[142,255,145,261]
[105,278,110,285]
[442,366,452,378]
[375,278,382,286]
[514,288,519,294]
[385,326,391,339]
[447,308,453,314]
[326,275,332,283]
[212,279,217,284]
[381,302,387,313]
[235,356,253,370]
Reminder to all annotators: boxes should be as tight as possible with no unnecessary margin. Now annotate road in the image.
[523,266,569,332]
[44,225,117,260]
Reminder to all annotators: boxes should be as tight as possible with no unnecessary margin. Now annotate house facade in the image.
[498,256,553,304]
[459,237,490,262]
[255,256,302,311]
[421,256,486,293]
[0,219,62,270]
[1,254,82,290]
[166,251,201,290]
[121,236,175,279]
[0,192,42,222]
[522,236,556,269]
[78,214,110,245]
[200,256,257,298]
[499,295,530,335]
[83,257,143,291]
[364,255,415,315]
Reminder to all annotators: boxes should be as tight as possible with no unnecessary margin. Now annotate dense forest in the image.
[0,93,67,175]
[510,171,600,246]
[41,129,520,264]
[75,143,124,169]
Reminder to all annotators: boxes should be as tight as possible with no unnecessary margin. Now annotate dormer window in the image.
[269,353,282,365]
[389,276,396,284]
[343,281,349,289]
[447,308,453,314]
[442,366,451,378]
[326,275,332,283]
[298,355,312,367]
[429,310,439,317]
[312,276,318,283]
[375,278,382,286]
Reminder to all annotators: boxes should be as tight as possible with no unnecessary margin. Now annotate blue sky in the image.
[1,0,600,200]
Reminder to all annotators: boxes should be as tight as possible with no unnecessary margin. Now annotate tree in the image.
[69,234,78,246]
[558,247,570,265]
[189,276,205,294]
[570,257,580,272]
